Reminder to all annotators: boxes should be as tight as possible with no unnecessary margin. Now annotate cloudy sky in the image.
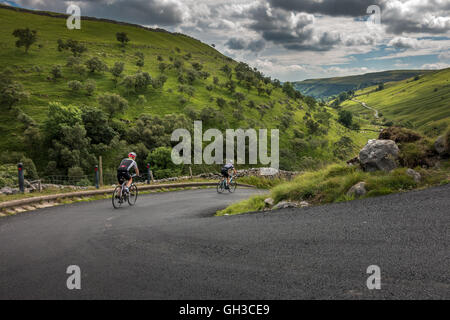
[5,0,450,81]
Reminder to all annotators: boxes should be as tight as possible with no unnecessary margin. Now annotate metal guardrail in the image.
[0,182,256,210]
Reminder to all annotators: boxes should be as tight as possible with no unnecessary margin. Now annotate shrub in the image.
[110,62,124,81]
[66,56,81,67]
[84,80,96,96]
[98,93,129,117]
[85,57,107,73]
[137,95,147,105]
[50,65,62,80]
[0,164,17,188]
[379,127,422,143]
[68,80,83,92]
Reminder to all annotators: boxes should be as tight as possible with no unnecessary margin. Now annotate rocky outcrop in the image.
[264,198,274,207]
[359,139,399,172]
[272,201,299,210]
[346,182,367,198]
[434,135,449,157]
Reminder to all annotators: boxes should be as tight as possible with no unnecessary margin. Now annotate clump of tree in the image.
[110,62,124,85]
[0,70,29,109]
[84,80,96,96]
[98,93,129,117]
[85,57,108,73]
[12,28,37,53]
[68,80,83,93]
[57,39,87,56]
[337,110,359,130]
[116,32,129,47]
[50,65,62,81]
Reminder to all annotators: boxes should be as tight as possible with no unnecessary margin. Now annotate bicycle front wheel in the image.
[228,180,237,193]
[112,186,123,209]
[128,184,138,206]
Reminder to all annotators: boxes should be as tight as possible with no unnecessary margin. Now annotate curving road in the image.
[352,98,379,119]
[0,185,449,300]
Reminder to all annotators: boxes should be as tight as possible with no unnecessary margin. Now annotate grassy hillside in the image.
[294,70,433,99]
[341,68,450,135]
[0,5,376,179]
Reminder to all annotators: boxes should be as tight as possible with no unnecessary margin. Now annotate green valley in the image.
[0,5,376,181]
[340,68,450,135]
[293,70,433,99]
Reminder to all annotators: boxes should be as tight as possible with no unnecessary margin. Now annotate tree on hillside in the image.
[58,39,87,56]
[12,28,37,53]
[110,62,125,85]
[116,32,129,47]
[81,106,116,145]
[0,82,29,110]
[50,65,62,81]
[159,62,168,73]
[221,65,232,79]
[338,110,353,128]
[84,80,96,96]
[85,57,107,73]
[98,93,129,117]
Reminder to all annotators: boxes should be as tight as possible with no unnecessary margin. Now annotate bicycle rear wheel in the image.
[217,180,225,193]
[112,186,123,209]
[128,184,138,206]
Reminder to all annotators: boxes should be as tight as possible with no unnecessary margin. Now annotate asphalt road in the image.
[0,185,449,300]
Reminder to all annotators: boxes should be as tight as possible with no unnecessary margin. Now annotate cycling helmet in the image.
[128,152,137,160]
[228,159,234,164]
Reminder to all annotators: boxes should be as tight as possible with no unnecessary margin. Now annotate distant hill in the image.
[294,70,434,99]
[341,68,450,135]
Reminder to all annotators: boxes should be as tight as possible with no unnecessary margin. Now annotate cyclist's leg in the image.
[126,178,132,189]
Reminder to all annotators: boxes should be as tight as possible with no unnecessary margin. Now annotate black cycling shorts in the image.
[221,169,230,178]
[117,171,132,184]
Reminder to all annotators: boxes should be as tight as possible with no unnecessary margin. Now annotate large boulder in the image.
[434,135,449,157]
[359,139,399,172]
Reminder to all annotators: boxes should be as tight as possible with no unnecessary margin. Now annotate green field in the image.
[0,5,377,178]
[341,68,450,135]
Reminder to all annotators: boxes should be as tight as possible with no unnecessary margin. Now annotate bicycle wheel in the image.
[228,180,237,193]
[128,184,138,206]
[217,180,225,193]
[112,186,123,209]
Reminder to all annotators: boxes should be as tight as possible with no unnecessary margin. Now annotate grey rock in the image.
[272,201,299,210]
[434,135,446,156]
[264,198,274,207]
[299,201,310,208]
[0,187,19,195]
[406,169,421,183]
[359,139,399,172]
[347,182,367,198]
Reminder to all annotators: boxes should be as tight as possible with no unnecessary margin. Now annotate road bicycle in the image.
[112,174,138,209]
[217,174,237,194]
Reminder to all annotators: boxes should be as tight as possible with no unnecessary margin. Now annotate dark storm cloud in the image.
[15,0,185,26]
[225,38,266,52]
[246,2,325,51]
[268,0,382,17]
